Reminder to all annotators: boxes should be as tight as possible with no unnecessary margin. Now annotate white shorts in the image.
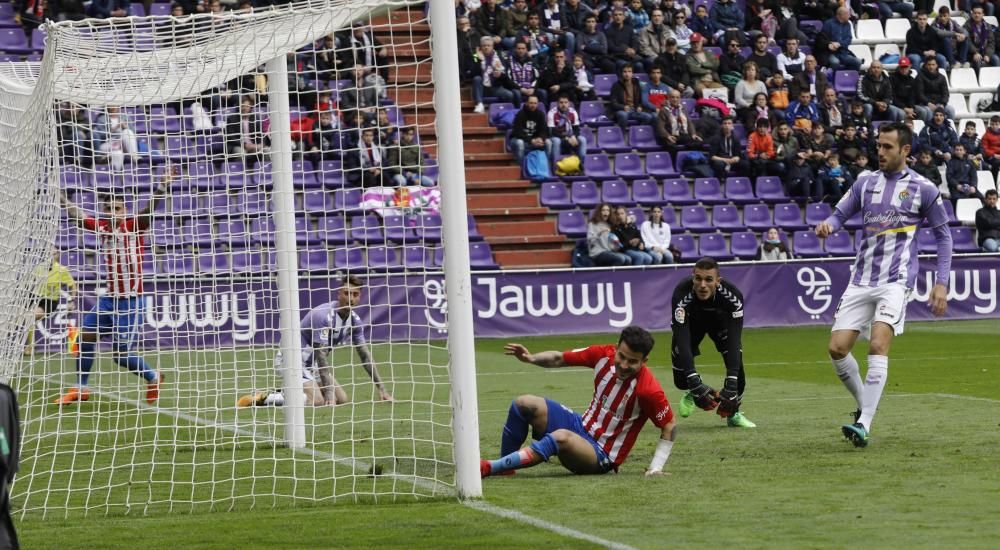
[832,283,912,338]
[273,349,316,383]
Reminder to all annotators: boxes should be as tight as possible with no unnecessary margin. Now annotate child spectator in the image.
[689,4,719,45]
[767,72,790,118]
[747,118,782,178]
[817,155,852,204]
[911,149,943,187]
[843,100,871,139]
[837,125,869,164]
[803,122,834,170]
[983,116,1000,177]
[946,143,984,206]
[920,108,958,165]
[571,53,597,101]
[386,126,434,187]
[846,152,871,180]
[960,121,984,167]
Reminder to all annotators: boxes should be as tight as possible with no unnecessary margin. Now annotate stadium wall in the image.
[31,256,1000,349]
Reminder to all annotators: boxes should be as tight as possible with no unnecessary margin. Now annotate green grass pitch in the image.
[13,319,1000,549]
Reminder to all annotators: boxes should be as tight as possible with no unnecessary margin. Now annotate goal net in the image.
[6,0,480,518]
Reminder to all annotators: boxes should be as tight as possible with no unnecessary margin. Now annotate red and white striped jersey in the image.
[563,344,673,468]
[83,217,146,297]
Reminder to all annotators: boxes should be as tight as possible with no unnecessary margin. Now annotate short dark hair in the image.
[986,189,998,198]
[694,257,719,272]
[618,325,655,358]
[755,118,770,129]
[991,115,1000,124]
[879,122,913,148]
[343,274,364,288]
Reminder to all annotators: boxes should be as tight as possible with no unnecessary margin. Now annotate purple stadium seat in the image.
[731,123,747,146]
[299,247,331,272]
[292,170,322,189]
[318,215,349,245]
[579,100,611,125]
[951,227,979,252]
[469,242,499,270]
[367,246,403,272]
[230,248,265,274]
[540,182,574,209]
[724,177,755,204]
[557,210,588,238]
[242,191,271,216]
[712,205,744,232]
[597,126,630,153]
[743,204,773,232]
[294,216,320,246]
[350,214,384,244]
[646,152,679,178]
[774,203,807,231]
[571,180,601,209]
[157,256,195,275]
[672,234,697,262]
[675,151,707,177]
[383,215,417,244]
[632,179,665,206]
[730,231,759,259]
[693,178,726,205]
[488,103,517,128]
[756,176,788,203]
[302,190,333,213]
[467,214,484,242]
[404,245,435,270]
[333,247,366,272]
[661,206,681,231]
[150,3,173,15]
[217,220,250,247]
[187,218,215,246]
[197,250,229,274]
[593,73,618,97]
[824,230,855,256]
[626,207,646,226]
[805,202,833,227]
[662,178,697,205]
[584,153,614,180]
[417,213,442,243]
[792,231,825,258]
[601,179,633,206]
[698,233,733,261]
[170,194,200,217]
[834,70,860,95]
[0,29,29,53]
[332,188,363,213]
[628,125,659,152]
[680,205,713,232]
[614,153,645,179]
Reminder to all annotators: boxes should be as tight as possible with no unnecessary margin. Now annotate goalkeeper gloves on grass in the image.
[716,377,740,418]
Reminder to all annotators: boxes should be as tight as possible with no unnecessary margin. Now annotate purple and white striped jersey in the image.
[299,301,366,349]
[823,168,952,289]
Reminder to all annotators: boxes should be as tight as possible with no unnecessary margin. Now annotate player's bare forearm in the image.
[60,191,87,227]
[137,167,177,226]
[356,345,384,387]
[504,344,566,368]
[660,420,676,442]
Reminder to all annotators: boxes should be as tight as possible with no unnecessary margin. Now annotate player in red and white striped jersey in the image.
[53,167,176,406]
[480,326,677,478]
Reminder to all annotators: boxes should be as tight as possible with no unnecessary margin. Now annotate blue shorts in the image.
[543,398,614,473]
[82,296,143,351]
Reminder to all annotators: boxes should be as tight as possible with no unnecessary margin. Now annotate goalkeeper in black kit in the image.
[670,257,756,428]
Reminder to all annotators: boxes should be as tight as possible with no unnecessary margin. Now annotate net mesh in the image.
[6,0,457,518]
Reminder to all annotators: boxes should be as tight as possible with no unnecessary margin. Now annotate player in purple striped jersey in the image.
[237,275,393,407]
[814,122,951,448]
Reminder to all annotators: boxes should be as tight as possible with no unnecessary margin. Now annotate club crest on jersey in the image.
[898,190,910,202]
[674,307,685,324]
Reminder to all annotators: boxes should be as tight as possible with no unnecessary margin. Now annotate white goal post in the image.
[1,0,481,517]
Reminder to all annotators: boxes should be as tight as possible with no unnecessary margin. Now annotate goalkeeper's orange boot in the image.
[54,387,90,406]
[236,392,268,408]
[146,372,163,405]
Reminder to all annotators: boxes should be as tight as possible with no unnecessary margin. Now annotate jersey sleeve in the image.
[351,313,367,347]
[717,283,746,378]
[562,345,614,369]
[826,177,864,231]
[638,374,674,428]
[670,284,696,375]
[82,217,99,232]
[919,182,949,229]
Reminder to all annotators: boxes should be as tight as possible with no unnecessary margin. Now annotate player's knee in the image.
[514,395,543,420]
[549,428,574,446]
[828,342,849,360]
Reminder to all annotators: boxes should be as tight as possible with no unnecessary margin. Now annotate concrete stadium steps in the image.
[378,6,574,268]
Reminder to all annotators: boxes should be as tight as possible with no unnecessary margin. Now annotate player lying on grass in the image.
[53,166,176,406]
[480,325,677,478]
[815,121,951,448]
[237,275,392,407]
[670,257,756,428]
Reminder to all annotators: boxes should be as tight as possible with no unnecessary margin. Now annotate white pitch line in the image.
[30,372,635,550]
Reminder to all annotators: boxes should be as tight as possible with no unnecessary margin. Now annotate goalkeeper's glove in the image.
[716,376,740,418]
[690,382,719,411]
